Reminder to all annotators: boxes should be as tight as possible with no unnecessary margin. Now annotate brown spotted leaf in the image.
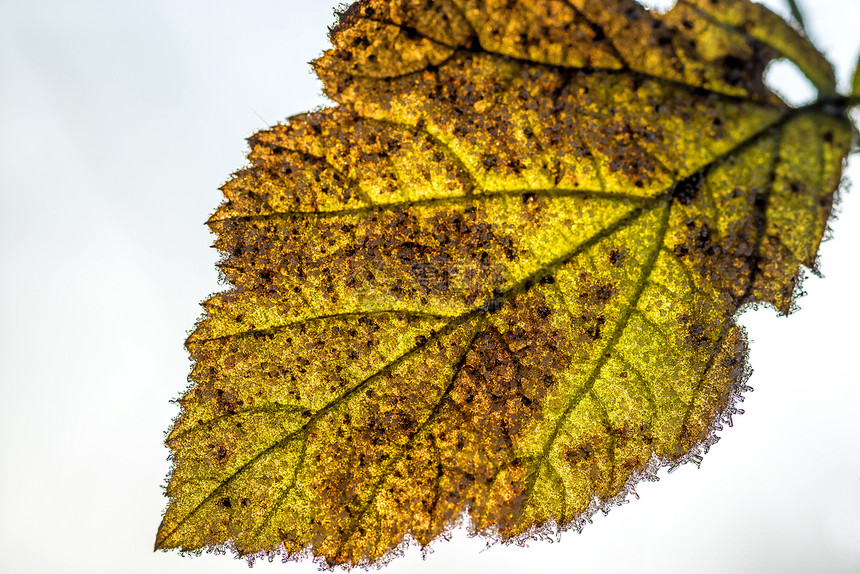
[156,0,855,567]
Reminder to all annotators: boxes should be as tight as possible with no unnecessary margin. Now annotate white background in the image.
[1,1,858,572]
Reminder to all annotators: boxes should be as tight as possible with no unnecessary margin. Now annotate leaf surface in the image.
[157,0,854,567]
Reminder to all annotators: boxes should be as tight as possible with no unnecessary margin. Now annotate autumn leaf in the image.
[156,0,856,567]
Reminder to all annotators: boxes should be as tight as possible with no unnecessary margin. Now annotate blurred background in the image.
[1,1,858,572]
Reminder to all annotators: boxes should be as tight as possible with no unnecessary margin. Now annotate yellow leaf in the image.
[156,0,855,567]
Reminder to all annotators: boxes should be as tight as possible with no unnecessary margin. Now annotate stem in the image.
[807,95,860,117]
[785,0,807,33]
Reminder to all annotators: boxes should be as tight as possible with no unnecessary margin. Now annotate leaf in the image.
[156,0,854,567]
[673,0,835,95]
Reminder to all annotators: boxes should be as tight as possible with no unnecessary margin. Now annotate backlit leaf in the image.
[156,0,855,567]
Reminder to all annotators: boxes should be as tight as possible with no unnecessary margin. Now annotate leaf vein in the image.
[524,199,672,507]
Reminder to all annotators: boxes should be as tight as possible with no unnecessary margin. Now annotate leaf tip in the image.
[154,519,173,552]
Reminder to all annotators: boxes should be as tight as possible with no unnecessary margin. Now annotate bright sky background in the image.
[1,1,858,573]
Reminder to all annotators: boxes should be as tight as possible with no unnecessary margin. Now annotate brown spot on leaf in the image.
[672,172,704,206]
[563,444,594,466]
